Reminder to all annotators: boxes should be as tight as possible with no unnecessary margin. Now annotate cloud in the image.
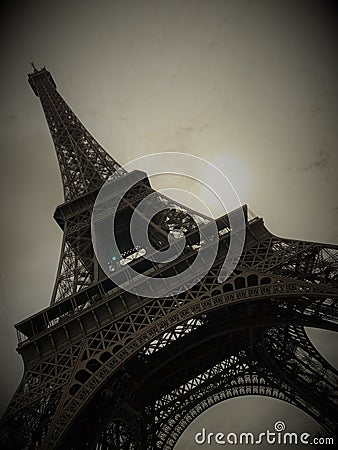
[299,150,329,171]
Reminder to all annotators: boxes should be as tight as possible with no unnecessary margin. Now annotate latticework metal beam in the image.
[0,67,337,450]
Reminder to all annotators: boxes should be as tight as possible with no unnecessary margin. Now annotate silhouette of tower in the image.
[0,66,337,449]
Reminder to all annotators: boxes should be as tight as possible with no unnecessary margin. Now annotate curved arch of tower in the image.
[0,67,337,450]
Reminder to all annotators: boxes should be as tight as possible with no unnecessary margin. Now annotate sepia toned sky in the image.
[0,1,337,447]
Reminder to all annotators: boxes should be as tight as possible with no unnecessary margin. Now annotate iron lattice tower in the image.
[0,66,337,449]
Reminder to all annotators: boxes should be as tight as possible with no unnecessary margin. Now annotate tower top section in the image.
[27,65,126,202]
[28,65,57,96]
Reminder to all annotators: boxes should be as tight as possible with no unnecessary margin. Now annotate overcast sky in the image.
[0,1,337,447]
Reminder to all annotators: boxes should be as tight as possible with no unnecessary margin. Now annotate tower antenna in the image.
[30,61,38,72]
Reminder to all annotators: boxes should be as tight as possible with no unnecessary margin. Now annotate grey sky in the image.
[0,0,337,446]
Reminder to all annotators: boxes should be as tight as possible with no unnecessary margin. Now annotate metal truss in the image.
[151,316,338,448]
[28,66,125,202]
[27,65,124,304]
[2,229,337,449]
[50,302,337,449]
[1,67,337,450]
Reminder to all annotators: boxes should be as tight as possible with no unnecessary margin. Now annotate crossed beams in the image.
[1,231,337,449]
[28,67,125,202]
[1,67,337,449]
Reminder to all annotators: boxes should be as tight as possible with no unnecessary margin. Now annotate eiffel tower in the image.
[0,65,337,449]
